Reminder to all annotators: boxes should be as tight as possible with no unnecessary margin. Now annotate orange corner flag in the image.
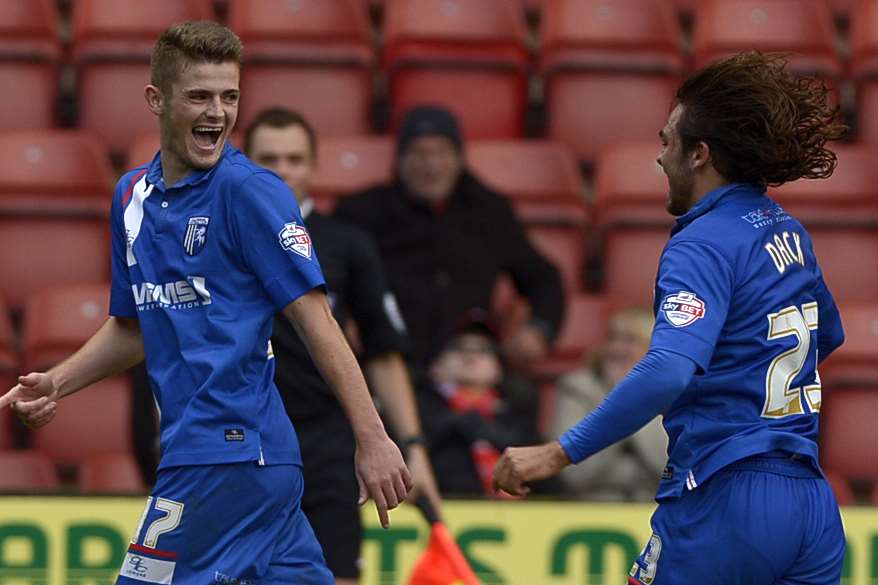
[408,497,480,585]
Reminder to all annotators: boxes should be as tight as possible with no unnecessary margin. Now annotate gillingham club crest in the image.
[183,216,210,256]
[661,291,706,327]
[278,222,312,259]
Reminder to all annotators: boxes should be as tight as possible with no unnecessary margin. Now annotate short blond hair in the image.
[150,21,243,93]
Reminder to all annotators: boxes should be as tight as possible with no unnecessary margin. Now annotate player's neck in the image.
[691,171,729,208]
[160,151,189,188]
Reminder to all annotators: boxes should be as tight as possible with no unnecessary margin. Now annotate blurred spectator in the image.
[549,307,667,501]
[334,106,565,370]
[417,310,556,497]
[244,107,440,585]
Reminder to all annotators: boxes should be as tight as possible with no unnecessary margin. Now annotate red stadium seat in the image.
[829,0,854,18]
[540,0,683,164]
[0,303,17,448]
[821,387,878,499]
[239,66,374,138]
[601,226,667,307]
[0,449,60,491]
[71,0,214,154]
[125,133,161,170]
[853,88,878,144]
[692,0,841,77]
[230,0,376,137]
[21,284,110,373]
[821,302,878,387]
[532,293,609,379]
[72,0,214,59]
[0,216,109,311]
[824,469,856,505]
[0,0,59,58]
[0,0,60,130]
[810,228,878,303]
[593,142,670,228]
[466,140,583,203]
[670,0,699,15]
[78,452,145,494]
[31,376,132,470]
[310,135,394,211]
[526,224,586,294]
[0,407,12,451]
[770,144,878,226]
[0,295,15,374]
[384,0,530,139]
[0,63,59,131]
[850,0,878,143]
[600,227,878,306]
[847,0,878,75]
[514,200,590,231]
[0,130,114,215]
[76,63,161,155]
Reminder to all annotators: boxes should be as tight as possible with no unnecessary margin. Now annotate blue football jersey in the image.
[109,144,325,470]
[650,183,844,500]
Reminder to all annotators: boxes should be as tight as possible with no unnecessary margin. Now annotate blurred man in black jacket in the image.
[245,108,441,585]
[335,106,565,369]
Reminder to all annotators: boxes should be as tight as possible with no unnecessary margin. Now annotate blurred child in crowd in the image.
[417,310,556,497]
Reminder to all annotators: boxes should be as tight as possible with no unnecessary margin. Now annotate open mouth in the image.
[192,126,223,150]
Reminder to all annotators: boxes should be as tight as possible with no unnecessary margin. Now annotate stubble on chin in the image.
[665,181,694,217]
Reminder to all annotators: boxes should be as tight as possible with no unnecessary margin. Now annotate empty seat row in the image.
[0,129,877,306]
[6,0,878,158]
[0,449,143,493]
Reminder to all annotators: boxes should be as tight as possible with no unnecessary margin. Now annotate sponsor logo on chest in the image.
[132,276,212,311]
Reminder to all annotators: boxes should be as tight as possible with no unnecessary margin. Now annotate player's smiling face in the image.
[149,60,240,186]
[657,104,696,216]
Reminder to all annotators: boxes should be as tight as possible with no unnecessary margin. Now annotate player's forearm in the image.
[283,291,388,443]
[49,316,144,399]
[364,352,423,441]
[560,348,696,464]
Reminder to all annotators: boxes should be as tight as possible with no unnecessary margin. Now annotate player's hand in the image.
[0,372,60,429]
[355,434,413,529]
[492,441,571,497]
[502,324,549,367]
[404,444,443,514]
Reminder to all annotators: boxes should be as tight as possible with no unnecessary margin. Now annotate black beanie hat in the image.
[397,105,463,154]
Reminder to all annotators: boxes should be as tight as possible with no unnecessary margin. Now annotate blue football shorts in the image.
[628,452,845,585]
[116,461,334,585]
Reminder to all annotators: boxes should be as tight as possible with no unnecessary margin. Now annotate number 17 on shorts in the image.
[118,496,184,584]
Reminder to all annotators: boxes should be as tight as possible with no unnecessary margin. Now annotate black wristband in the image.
[399,434,426,453]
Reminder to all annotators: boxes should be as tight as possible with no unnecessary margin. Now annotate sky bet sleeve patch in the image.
[661,291,706,328]
[278,222,312,260]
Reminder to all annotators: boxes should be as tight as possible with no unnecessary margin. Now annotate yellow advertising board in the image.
[0,497,873,585]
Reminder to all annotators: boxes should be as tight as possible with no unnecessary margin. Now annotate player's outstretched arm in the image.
[0,316,144,427]
[493,348,697,496]
[282,290,412,528]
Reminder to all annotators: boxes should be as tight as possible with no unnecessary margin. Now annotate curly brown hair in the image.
[675,51,847,188]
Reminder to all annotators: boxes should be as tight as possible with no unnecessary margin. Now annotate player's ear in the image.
[690,140,711,170]
[145,84,165,116]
